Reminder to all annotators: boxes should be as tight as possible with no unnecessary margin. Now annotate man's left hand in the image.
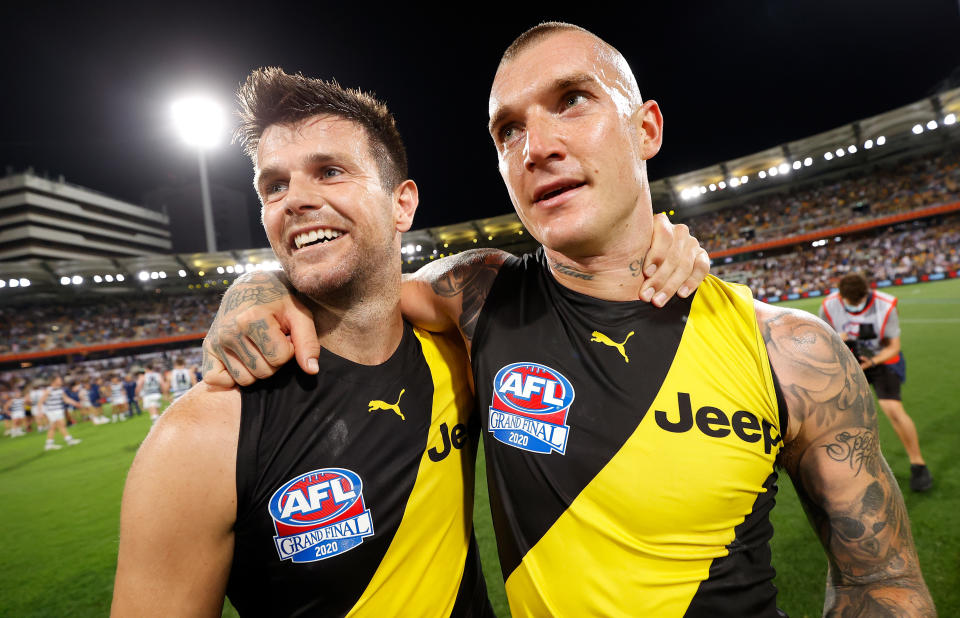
[639,212,710,307]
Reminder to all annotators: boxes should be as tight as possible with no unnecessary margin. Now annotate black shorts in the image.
[865,364,901,401]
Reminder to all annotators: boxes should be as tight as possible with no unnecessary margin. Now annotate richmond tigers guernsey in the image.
[227,322,492,617]
[472,249,788,617]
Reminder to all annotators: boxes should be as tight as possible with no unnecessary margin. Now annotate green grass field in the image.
[1,278,958,616]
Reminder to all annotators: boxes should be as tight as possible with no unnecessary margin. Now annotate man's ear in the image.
[393,179,419,233]
[633,100,663,161]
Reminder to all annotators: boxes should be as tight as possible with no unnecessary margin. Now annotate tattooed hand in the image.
[202,271,320,387]
[757,302,935,616]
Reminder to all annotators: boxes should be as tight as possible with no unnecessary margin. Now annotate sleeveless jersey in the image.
[820,290,901,364]
[227,322,492,617]
[44,387,66,415]
[169,368,193,399]
[110,383,127,404]
[472,250,787,617]
[142,371,163,396]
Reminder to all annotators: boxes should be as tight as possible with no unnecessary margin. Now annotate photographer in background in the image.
[820,273,933,491]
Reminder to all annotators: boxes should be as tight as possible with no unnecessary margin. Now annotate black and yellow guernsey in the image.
[473,249,788,617]
[227,322,492,617]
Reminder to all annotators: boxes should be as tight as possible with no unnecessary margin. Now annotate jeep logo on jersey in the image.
[268,467,374,563]
[489,362,575,455]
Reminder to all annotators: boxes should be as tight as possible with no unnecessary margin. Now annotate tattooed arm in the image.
[202,271,318,387]
[756,302,934,616]
[402,249,508,351]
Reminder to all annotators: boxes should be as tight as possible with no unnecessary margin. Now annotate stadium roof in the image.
[1,87,958,306]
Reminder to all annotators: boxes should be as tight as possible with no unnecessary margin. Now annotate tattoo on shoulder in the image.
[429,251,504,342]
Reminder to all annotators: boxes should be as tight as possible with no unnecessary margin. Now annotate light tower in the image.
[171,96,225,252]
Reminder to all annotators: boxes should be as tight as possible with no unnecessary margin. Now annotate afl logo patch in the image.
[489,362,575,455]
[268,468,374,563]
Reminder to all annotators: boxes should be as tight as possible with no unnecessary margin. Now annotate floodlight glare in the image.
[945,113,957,126]
[116,274,125,282]
[72,275,82,285]
[835,148,845,157]
[150,272,159,280]
[758,170,767,179]
[172,97,225,149]
[159,271,167,279]
[10,279,19,288]
[912,124,923,134]
[740,175,748,184]
[792,161,801,170]
[20,278,29,287]
[699,186,707,194]
[926,120,938,130]
[139,271,149,281]
[60,276,70,285]
[216,266,225,274]
[768,166,778,177]
[105,274,114,282]
[876,136,886,145]
[226,265,235,274]
[0,280,5,289]
[864,139,874,149]
[718,181,726,189]
[804,157,813,166]
[709,183,717,191]
[179,269,187,277]
[824,152,834,161]
[416,244,422,251]
[94,275,103,283]
[848,145,857,154]
[729,177,740,188]
[778,163,789,174]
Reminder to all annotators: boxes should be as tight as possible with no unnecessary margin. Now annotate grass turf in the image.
[1,278,957,616]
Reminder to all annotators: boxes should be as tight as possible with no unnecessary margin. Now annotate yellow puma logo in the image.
[590,330,635,363]
[368,389,406,420]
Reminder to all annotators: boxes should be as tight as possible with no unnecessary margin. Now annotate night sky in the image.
[2,1,958,243]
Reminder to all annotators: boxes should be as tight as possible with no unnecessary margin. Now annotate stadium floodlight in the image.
[72,275,82,285]
[0,280,5,289]
[680,188,690,199]
[778,163,790,174]
[912,123,923,135]
[94,275,103,283]
[718,181,726,189]
[20,278,29,287]
[406,243,415,254]
[876,135,886,145]
[803,157,813,167]
[768,166,778,177]
[848,145,857,154]
[416,244,422,251]
[792,161,801,170]
[150,272,159,280]
[758,170,767,179]
[864,139,874,149]
[945,113,957,126]
[699,186,707,194]
[105,274,114,282]
[835,148,845,157]
[824,152,834,161]
[226,265,235,274]
[729,177,740,188]
[172,95,225,253]
[139,271,149,281]
[9,279,19,288]
[159,271,167,279]
[740,175,748,184]
[708,183,717,191]
[60,276,70,285]
[179,269,187,277]
[216,266,225,274]
[116,274,125,282]
[926,120,938,130]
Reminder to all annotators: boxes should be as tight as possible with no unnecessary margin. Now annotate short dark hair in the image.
[839,273,870,304]
[500,22,591,67]
[234,67,408,189]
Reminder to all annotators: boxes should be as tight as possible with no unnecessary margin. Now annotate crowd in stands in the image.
[0,293,219,355]
[712,215,960,298]
[1,148,959,358]
[683,150,960,254]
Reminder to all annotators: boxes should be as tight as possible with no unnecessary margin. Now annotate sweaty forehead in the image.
[489,30,640,118]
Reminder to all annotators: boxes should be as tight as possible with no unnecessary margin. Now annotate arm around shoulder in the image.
[402,248,509,345]
[755,302,934,616]
[111,384,241,617]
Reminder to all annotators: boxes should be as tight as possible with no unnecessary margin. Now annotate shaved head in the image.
[497,22,643,111]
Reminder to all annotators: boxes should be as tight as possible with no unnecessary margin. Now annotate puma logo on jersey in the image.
[590,330,635,363]
[368,389,405,420]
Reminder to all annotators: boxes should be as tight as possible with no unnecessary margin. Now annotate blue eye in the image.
[323,167,343,178]
[563,93,588,109]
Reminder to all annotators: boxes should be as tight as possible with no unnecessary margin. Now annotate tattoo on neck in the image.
[550,260,595,280]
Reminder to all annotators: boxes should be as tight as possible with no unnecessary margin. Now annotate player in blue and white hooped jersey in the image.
[2,388,25,437]
[137,364,167,423]
[109,373,130,423]
[29,382,48,431]
[38,376,82,451]
[167,357,195,403]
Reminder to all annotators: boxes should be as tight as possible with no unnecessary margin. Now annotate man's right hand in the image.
[202,271,320,387]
